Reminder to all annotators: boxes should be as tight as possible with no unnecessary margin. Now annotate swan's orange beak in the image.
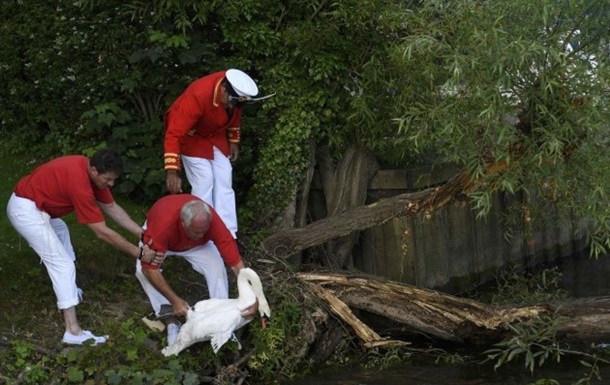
[261,315,269,330]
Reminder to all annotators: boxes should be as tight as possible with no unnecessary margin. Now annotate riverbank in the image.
[0,149,315,384]
[2,148,609,385]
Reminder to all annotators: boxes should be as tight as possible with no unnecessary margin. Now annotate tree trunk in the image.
[312,143,379,268]
[261,162,507,258]
[295,138,318,229]
[297,271,610,347]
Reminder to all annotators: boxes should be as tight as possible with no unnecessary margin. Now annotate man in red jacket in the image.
[7,149,162,345]
[163,69,259,240]
[135,194,254,345]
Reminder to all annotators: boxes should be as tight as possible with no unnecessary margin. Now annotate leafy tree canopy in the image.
[1,0,609,252]
[389,0,610,253]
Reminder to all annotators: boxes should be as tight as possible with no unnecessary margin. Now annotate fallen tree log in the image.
[297,271,610,347]
[261,162,507,259]
[547,297,610,341]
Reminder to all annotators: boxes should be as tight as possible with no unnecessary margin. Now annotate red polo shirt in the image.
[14,155,113,223]
[163,71,243,171]
[141,194,242,270]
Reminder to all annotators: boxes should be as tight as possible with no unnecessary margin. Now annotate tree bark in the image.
[313,143,379,268]
[295,138,318,229]
[297,271,610,347]
[261,162,507,259]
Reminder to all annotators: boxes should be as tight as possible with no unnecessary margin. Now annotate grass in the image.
[0,147,300,384]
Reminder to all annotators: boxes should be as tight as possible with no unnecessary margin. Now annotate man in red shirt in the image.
[164,68,259,240]
[6,149,162,345]
[135,194,253,345]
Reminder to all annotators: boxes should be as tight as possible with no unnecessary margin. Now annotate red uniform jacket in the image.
[163,71,243,171]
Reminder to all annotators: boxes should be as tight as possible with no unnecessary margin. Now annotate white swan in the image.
[161,267,271,357]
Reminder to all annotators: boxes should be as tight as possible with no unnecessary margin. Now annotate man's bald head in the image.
[181,200,211,240]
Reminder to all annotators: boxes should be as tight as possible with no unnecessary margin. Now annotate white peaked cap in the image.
[226,69,259,98]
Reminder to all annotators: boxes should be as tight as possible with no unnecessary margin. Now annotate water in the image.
[556,249,610,298]
[287,250,610,385]
[288,360,610,385]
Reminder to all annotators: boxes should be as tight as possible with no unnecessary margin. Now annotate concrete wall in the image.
[312,165,587,293]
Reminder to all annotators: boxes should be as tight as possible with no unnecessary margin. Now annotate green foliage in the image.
[79,102,167,201]
[0,0,220,203]
[12,0,420,232]
[483,266,609,384]
[362,348,406,370]
[1,322,207,384]
[4,341,51,384]
[0,2,133,185]
[102,359,200,385]
[390,0,610,247]
[490,266,568,306]
[484,314,567,374]
[245,275,314,382]
[573,357,603,385]
[241,103,317,228]
[3,0,610,249]
[484,312,607,385]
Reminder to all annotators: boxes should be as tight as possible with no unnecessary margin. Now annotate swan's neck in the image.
[237,276,257,305]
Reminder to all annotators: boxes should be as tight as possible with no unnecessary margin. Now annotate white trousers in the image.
[134,236,229,316]
[182,147,237,238]
[7,193,80,310]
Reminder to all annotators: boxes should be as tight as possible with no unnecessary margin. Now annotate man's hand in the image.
[166,170,182,194]
[171,299,191,317]
[139,244,166,266]
[229,143,240,162]
[241,298,259,320]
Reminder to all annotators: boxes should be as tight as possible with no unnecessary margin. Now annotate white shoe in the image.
[167,323,181,345]
[63,330,107,346]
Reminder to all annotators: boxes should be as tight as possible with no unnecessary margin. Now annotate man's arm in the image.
[164,94,204,193]
[87,221,162,264]
[228,141,240,162]
[230,260,246,278]
[206,208,257,316]
[142,268,190,316]
[166,170,183,194]
[98,201,143,238]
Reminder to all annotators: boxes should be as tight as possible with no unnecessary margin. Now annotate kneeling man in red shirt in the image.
[136,194,256,345]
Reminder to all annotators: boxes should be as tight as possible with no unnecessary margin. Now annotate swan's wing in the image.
[181,311,215,341]
[206,307,244,354]
[210,330,235,354]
